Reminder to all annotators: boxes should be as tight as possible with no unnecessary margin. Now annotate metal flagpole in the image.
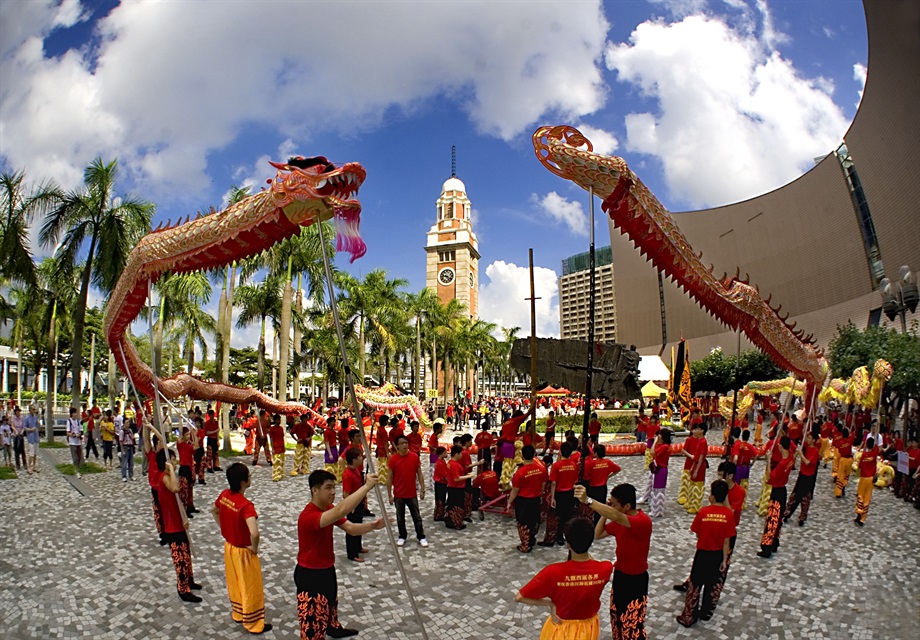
[316,220,430,640]
[581,186,596,477]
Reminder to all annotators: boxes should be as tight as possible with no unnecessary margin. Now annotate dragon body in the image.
[104,156,366,415]
[534,125,829,389]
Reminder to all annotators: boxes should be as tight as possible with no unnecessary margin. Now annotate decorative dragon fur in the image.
[533,125,830,392]
[104,155,366,415]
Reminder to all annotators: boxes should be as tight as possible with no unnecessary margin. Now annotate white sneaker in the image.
[419,538,429,548]
[76,472,82,479]
[397,538,406,547]
[122,477,127,483]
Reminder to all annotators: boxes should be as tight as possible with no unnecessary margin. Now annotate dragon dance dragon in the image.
[533,125,836,399]
[103,155,366,415]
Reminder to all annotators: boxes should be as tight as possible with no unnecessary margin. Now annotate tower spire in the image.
[451,145,456,178]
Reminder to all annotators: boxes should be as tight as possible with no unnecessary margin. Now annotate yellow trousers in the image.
[224,543,265,633]
[677,469,691,505]
[685,480,705,514]
[291,442,311,476]
[739,478,749,509]
[855,476,874,522]
[272,451,285,482]
[835,457,852,497]
[539,614,599,640]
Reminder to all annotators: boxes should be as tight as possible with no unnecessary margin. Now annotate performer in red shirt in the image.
[176,427,198,517]
[432,447,449,522]
[635,410,649,445]
[707,462,745,616]
[854,437,880,526]
[472,465,500,520]
[899,436,920,502]
[156,448,202,602]
[584,444,621,521]
[474,426,494,471]
[542,410,557,455]
[296,469,384,639]
[143,420,166,543]
[787,414,804,444]
[204,408,221,472]
[290,414,314,477]
[681,422,709,514]
[508,445,548,552]
[783,430,820,525]
[444,445,475,530]
[547,442,580,546]
[252,410,271,468]
[499,410,528,473]
[834,427,855,498]
[427,421,443,487]
[730,429,756,509]
[268,415,287,482]
[516,518,614,639]
[406,421,423,455]
[588,412,602,438]
[387,435,428,547]
[341,447,369,562]
[211,462,268,633]
[577,482,652,640]
[758,436,794,558]
[373,413,391,485]
[677,480,736,627]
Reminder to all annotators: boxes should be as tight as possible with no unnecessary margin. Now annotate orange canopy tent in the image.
[537,385,572,396]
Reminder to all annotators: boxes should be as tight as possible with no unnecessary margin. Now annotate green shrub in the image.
[534,415,636,434]
[0,467,17,480]
[56,462,107,476]
[40,441,68,449]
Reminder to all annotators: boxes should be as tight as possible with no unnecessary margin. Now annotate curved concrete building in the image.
[610,0,920,359]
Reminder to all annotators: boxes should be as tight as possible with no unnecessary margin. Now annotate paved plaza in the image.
[1,432,918,639]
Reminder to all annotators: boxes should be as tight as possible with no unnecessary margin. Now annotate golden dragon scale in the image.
[533,125,829,389]
[103,156,367,415]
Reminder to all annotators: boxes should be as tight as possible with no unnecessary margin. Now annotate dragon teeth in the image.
[316,178,327,189]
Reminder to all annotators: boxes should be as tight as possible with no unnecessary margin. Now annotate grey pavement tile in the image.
[0,433,918,639]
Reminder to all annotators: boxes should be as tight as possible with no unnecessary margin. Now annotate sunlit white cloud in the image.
[531,192,588,237]
[853,62,867,106]
[478,260,559,338]
[605,12,849,208]
[1,1,609,198]
[573,123,619,155]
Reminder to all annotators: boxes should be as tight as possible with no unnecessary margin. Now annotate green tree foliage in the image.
[828,321,920,400]
[690,347,787,394]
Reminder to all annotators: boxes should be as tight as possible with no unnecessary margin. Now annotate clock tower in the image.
[425,149,480,319]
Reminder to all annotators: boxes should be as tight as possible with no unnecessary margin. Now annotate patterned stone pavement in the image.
[1,432,918,640]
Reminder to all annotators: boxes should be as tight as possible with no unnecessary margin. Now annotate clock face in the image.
[438,268,455,285]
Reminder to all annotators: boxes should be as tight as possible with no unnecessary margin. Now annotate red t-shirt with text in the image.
[691,505,736,551]
[518,559,613,620]
[513,462,548,498]
[604,510,652,575]
[297,502,346,570]
[215,489,257,548]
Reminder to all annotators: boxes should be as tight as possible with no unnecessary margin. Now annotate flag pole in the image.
[581,187,596,477]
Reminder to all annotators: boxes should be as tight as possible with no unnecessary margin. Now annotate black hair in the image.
[435,446,446,456]
[564,517,595,554]
[741,429,750,442]
[718,461,736,476]
[226,462,249,492]
[155,449,167,472]
[610,483,637,510]
[345,447,363,465]
[378,414,389,426]
[522,445,536,460]
[842,427,850,437]
[542,454,554,467]
[309,469,336,489]
[593,444,606,458]
[395,435,409,445]
[460,434,473,444]
[730,427,741,438]
[493,459,503,474]
[711,479,729,503]
[659,429,672,445]
[780,436,791,450]
[866,437,875,449]
[560,442,573,458]
[450,445,463,457]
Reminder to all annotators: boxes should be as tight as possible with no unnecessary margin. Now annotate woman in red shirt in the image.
[176,428,198,517]
[155,448,202,602]
[649,429,672,518]
[783,430,820,525]
[296,469,384,638]
[681,422,709,514]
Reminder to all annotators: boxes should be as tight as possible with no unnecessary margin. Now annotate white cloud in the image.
[531,191,588,237]
[605,13,849,208]
[1,1,609,195]
[573,123,619,155]
[478,260,559,339]
[648,0,707,19]
[853,62,867,106]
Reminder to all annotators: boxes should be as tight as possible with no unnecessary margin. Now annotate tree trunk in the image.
[186,333,194,374]
[108,351,116,413]
[414,316,421,397]
[257,316,266,392]
[432,337,438,408]
[44,302,57,443]
[88,332,96,407]
[71,233,98,408]
[214,280,227,382]
[358,314,366,383]
[16,328,23,408]
[279,272,293,403]
[292,276,302,401]
[221,264,236,451]
[153,296,165,379]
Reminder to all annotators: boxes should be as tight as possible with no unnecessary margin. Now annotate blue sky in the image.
[0,0,868,348]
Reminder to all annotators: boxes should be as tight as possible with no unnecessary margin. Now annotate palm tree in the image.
[39,158,154,408]
[1,171,61,289]
[234,274,284,392]
[405,289,441,396]
[337,269,409,385]
[153,273,214,377]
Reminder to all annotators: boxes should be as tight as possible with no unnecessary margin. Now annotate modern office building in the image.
[608,0,920,359]
[559,246,617,343]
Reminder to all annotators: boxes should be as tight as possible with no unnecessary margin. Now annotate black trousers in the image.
[514,496,541,551]
[678,549,723,624]
[446,486,465,528]
[294,565,343,639]
[13,436,25,468]
[85,433,99,459]
[395,497,426,540]
[587,485,608,524]
[554,489,576,543]
[346,502,365,559]
[102,440,114,461]
[610,569,648,639]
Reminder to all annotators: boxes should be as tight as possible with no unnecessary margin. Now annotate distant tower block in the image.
[425,147,480,319]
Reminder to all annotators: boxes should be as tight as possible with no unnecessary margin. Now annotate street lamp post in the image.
[880,265,919,334]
